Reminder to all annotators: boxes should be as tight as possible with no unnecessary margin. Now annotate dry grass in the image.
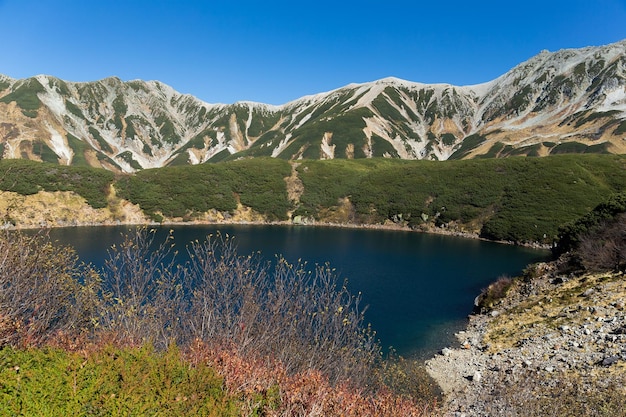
[481,367,626,417]
[483,271,625,351]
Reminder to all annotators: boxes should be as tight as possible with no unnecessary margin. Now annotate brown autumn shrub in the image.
[98,228,186,349]
[0,230,100,347]
[577,212,626,273]
[186,339,440,417]
[474,275,513,313]
[184,232,381,389]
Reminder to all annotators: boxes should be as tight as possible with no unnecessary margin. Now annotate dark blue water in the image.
[45,224,549,358]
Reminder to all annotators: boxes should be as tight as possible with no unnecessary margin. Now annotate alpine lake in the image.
[45,224,550,359]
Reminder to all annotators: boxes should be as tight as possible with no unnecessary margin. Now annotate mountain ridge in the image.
[1,39,625,172]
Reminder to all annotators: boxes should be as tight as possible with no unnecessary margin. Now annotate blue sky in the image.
[1,0,625,105]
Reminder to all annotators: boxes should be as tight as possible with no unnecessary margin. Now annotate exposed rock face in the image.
[0,190,147,228]
[1,40,625,171]
[0,188,275,230]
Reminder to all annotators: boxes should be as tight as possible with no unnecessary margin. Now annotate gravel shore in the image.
[426,261,626,416]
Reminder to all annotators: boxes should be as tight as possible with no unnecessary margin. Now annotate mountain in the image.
[1,40,625,172]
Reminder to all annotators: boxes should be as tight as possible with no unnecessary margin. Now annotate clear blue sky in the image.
[1,0,625,105]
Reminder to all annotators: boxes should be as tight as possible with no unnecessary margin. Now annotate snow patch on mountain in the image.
[355,83,387,108]
[271,134,292,158]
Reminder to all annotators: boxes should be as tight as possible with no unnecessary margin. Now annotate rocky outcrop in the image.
[0,190,147,229]
[426,261,626,416]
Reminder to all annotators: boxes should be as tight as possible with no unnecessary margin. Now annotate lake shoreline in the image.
[425,262,626,415]
[5,217,553,250]
[32,220,549,360]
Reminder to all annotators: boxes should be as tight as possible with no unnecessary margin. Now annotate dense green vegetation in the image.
[116,151,143,170]
[555,192,626,256]
[0,346,238,416]
[115,157,291,221]
[66,134,89,167]
[296,154,626,244]
[448,134,486,159]
[282,107,375,159]
[0,79,45,117]
[1,154,626,244]
[31,140,59,164]
[88,127,114,153]
[0,159,114,208]
[0,78,11,92]
[294,159,382,216]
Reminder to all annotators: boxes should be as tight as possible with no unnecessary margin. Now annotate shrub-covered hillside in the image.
[2,154,626,244]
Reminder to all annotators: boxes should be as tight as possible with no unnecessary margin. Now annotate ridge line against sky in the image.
[1,0,625,105]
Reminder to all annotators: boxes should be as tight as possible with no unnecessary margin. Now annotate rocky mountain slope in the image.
[1,40,625,172]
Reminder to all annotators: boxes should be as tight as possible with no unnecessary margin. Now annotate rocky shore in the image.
[426,261,626,416]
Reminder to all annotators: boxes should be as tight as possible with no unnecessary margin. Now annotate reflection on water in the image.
[45,224,549,358]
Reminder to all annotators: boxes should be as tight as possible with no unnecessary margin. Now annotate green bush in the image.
[0,79,45,117]
[0,345,236,416]
[555,192,626,255]
[4,154,626,245]
[0,159,115,208]
[294,155,626,244]
[448,134,486,159]
[66,134,89,167]
[116,158,291,220]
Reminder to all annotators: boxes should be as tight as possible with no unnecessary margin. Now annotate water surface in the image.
[46,224,549,358]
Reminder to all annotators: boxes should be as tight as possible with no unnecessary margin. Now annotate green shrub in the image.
[116,158,291,220]
[32,140,59,164]
[0,78,45,117]
[555,192,626,255]
[0,345,236,416]
[550,141,590,154]
[88,127,113,153]
[0,159,115,208]
[448,134,486,159]
[294,155,626,244]
[4,154,626,245]
[66,134,89,167]
[116,151,143,170]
